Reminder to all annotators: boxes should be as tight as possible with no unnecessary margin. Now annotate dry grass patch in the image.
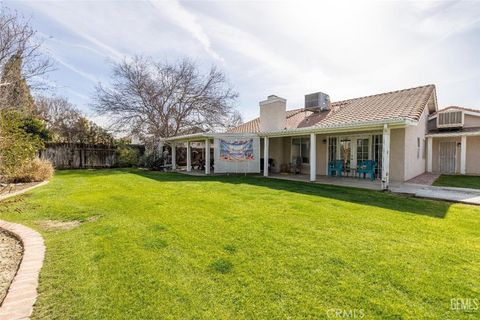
[37,219,82,231]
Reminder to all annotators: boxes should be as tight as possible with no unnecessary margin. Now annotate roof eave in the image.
[258,118,414,137]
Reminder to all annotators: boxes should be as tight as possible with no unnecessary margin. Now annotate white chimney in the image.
[259,95,286,132]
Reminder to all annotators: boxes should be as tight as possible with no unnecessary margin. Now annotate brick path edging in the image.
[0,221,45,320]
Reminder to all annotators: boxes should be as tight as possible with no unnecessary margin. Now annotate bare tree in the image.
[92,56,240,142]
[0,7,53,90]
[35,95,113,144]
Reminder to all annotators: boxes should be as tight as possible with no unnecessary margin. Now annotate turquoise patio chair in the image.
[356,160,377,180]
[328,160,344,177]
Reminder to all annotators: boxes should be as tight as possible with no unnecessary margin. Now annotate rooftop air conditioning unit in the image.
[305,92,331,112]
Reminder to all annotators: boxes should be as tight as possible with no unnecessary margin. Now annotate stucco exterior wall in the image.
[403,107,428,181]
[464,114,480,128]
[316,134,328,176]
[389,128,405,182]
[268,137,285,173]
[466,136,480,175]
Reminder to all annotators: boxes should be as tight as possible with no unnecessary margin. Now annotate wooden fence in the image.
[40,143,117,169]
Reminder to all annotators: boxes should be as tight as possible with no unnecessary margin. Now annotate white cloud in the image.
[149,0,223,62]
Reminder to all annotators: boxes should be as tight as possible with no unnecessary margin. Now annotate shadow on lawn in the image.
[126,170,451,218]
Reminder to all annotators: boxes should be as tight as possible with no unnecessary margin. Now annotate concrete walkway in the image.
[390,182,480,205]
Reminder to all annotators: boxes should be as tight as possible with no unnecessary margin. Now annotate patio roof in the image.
[164,132,258,142]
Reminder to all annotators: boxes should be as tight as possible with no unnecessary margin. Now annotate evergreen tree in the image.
[0,53,35,113]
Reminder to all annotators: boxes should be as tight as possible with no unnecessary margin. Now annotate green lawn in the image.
[1,169,479,319]
[434,174,480,190]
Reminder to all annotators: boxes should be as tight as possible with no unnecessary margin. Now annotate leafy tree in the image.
[21,115,50,141]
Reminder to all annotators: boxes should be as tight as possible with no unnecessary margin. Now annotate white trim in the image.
[460,135,467,175]
[427,137,432,172]
[258,118,412,137]
[263,137,269,177]
[325,136,329,175]
[310,133,316,181]
[205,139,210,175]
[381,124,390,190]
[172,143,177,170]
[186,142,191,172]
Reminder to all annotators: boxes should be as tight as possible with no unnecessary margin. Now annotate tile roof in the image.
[229,84,436,133]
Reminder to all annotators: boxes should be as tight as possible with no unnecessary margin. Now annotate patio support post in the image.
[461,135,467,175]
[171,143,176,170]
[310,133,316,181]
[427,137,432,172]
[263,137,269,177]
[186,141,192,172]
[381,124,390,190]
[205,139,210,175]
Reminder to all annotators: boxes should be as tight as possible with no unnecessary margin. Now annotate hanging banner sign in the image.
[219,139,254,161]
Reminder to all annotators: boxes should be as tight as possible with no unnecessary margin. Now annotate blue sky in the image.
[7,0,480,125]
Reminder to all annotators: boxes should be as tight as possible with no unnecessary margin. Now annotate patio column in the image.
[263,137,269,177]
[205,139,210,175]
[381,124,390,190]
[186,141,192,172]
[171,143,176,170]
[427,137,432,172]
[460,135,467,175]
[310,133,316,181]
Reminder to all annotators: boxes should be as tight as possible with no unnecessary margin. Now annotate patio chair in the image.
[328,160,344,177]
[356,160,377,180]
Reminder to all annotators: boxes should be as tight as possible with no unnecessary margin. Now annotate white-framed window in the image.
[291,137,310,164]
[356,138,369,162]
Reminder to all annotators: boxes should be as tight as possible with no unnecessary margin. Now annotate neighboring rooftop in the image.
[229,84,436,133]
[432,106,480,115]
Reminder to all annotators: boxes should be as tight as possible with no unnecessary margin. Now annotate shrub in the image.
[9,158,54,183]
[0,110,43,182]
[139,152,165,170]
[116,144,139,167]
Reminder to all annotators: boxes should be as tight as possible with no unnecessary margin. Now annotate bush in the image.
[140,152,165,170]
[9,158,54,183]
[116,145,139,167]
[0,110,43,182]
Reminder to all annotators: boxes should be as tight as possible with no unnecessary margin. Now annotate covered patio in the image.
[260,123,393,190]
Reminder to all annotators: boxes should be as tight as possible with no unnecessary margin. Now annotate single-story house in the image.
[165,84,480,189]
